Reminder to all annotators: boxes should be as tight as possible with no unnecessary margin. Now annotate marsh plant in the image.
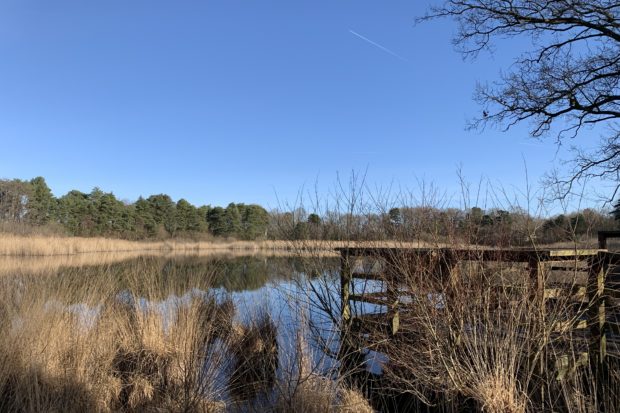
[279,176,620,412]
[0,258,373,413]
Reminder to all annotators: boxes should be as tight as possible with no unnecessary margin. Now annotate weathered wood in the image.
[350,293,396,306]
[544,286,587,302]
[552,319,588,332]
[555,352,589,381]
[336,247,602,264]
[587,255,608,367]
[598,230,620,249]
[340,250,352,326]
[337,242,618,381]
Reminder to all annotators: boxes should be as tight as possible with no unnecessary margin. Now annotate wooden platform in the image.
[336,237,620,377]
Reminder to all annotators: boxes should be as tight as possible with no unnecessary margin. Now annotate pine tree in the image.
[223,203,242,237]
[27,177,56,225]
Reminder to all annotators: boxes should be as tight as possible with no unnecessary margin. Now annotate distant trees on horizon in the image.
[0,176,617,244]
[0,176,269,240]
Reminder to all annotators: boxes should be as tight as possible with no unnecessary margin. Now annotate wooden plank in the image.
[598,230,620,249]
[549,249,601,257]
[350,293,398,307]
[544,286,587,301]
[337,246,599,255]
[552,319,588,332]
[555,352,589,381]
[351,312,400,336]
[351,272,385,281]
[547,260,589,269]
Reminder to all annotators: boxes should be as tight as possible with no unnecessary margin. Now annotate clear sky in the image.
[0,0,602,211]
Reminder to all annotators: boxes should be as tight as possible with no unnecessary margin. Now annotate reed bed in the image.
[0,234,292,256]
[0,233,437,257]
[0,258,374,412]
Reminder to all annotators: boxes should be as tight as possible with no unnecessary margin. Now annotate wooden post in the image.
[528,256,547,407]
[340,249,352,326]
[587,252,608,411]
[338,249,360,376]
[587,253,608,370]
[597,230,620,250]
[385,272,400,336]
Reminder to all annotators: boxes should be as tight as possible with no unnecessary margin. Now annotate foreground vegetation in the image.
[3,176,620,411]
[0,260,373,413]
[2,223,619,411]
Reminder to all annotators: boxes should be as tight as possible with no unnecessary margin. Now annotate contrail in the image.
[349,29,408,62]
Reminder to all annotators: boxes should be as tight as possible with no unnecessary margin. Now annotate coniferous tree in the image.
[197,205,211,231]
[93,191,132,235]
[57,190,93,236]
[223,203,242,237]
[27,177,56,225]
[146,194,177,236]
[240,204,269,239]
[176,199,206,233]
[207,207,226,236]
[134,196,156,237]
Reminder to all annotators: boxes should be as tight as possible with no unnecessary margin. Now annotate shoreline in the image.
[0,233,597,258]
[0,233,434,257]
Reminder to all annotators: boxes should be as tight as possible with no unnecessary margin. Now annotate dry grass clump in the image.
[274,373,373,413]
[337,387,375,413]
[0,305,113,412]
[0,251,382,413]
[229,313,279,399]
[104,295,233,412]
[271,328,374,413]
[374,252,542,411]
[474,371,527,413]
[0,264,236,412]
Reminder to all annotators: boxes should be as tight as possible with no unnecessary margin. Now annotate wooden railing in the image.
[337,243,620,383]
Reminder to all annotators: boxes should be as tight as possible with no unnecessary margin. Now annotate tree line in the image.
[271,204,618,246]
[0,176,617,244]
[0,177,269,240]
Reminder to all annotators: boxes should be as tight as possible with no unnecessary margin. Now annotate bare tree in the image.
[421,1,620,198]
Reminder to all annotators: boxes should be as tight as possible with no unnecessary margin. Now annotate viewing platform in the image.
[336,232,620,378]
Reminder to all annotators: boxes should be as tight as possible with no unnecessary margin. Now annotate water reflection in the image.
[0,253,343,410]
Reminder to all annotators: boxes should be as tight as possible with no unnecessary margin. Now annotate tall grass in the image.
[0,234,305,256]
[0,263,236,412]
[0,233,424,257]
[0,257,374,412]
[279,174,620,412]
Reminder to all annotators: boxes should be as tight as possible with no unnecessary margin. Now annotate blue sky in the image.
[0,1,600,210]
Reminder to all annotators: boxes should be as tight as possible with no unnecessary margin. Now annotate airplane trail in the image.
[349,29,409,62]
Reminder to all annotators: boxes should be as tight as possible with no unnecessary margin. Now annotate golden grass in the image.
[0,233,439,257]
[0,234,297,256]
[0,249,324,278]
[0,258,377,412]
[0,266,235,412]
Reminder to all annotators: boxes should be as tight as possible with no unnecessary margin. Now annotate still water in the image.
[1,254,344,405]
[0,252,398,411]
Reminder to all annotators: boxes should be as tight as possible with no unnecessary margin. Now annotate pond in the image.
[0,252,369,411]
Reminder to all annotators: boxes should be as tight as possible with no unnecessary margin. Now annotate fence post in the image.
[340,249,351,326]
[528,255,548,406]
[588,252,608,409]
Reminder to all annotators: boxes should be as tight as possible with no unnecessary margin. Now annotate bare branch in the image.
[422,0,620,199]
